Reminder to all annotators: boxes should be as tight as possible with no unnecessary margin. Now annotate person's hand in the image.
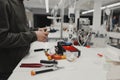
[39,27,49,36]
[35,30,49,42]
[38,27,48,32]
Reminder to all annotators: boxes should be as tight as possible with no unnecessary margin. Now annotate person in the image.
[112,16,118,31]
[0,0,49,80]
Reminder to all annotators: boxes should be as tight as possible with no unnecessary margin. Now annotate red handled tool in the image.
[20,63,43,68]
[20,63,54,68]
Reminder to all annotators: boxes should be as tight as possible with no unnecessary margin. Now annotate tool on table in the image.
[34,48,49,52]
[40,60,58,64]
[20,63,54,68]
[30,60,63,76]
[31,66,63,76]
[20,63,43,68]
[34,48,45,52]
[20,60,58,68]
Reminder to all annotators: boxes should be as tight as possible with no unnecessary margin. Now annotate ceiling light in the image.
[82,2,120,14]
[82,9,94,14]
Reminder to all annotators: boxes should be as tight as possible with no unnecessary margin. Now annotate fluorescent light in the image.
[47,16,61,19]
[45,0,49,13]
[82,9,94,14]
[82,2,120,14]
[101,6,106,10]
[107,2,120,8]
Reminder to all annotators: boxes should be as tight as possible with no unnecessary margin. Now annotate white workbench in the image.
[8,41,108,80]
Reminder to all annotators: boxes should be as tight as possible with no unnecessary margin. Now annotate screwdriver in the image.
[31,69,54,76]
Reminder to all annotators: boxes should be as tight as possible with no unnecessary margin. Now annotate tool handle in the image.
[31,69,54,76]
[34,49,45,52]
[40,60,58,64]
[36,69,54,74]
[20,63,43,68]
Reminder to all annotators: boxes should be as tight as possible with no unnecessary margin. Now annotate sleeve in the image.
[0,1,37,48]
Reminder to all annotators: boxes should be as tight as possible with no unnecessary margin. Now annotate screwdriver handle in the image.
[31,69,54,76]
[40,60,58,64]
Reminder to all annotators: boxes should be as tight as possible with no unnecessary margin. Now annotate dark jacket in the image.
[0,0,37,73]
